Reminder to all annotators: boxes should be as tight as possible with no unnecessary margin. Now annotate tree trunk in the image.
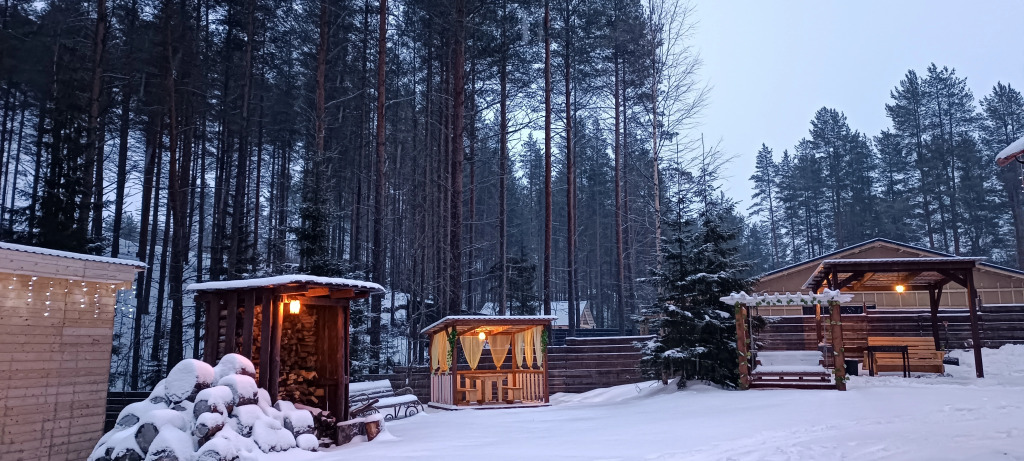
[497,0,509,315]
[563,0,576,336]
[613,46,625,334]
[448,0,467,316]
[370,0,387,374]
[543,0,552,317]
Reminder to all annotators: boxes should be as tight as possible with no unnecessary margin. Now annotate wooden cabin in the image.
[0,242,144,461]
[187,275,384,421]
[422,315,556,410]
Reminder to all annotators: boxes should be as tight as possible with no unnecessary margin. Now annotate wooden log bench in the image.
[863,337,945,375]
[349,379,424,421]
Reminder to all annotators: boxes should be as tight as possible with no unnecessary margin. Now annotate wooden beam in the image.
[223,293,238,355]
[847,272,875,291]
[936,269,968,288]
[241,290,256,358]
[258,290,273,389]
[200,294,217,365]
[275,284,310,295]
[329,288,355,299]
[288,295,351,307]
[966,273,984,378]
[833,271,865,291]
[928,286,942,351]
[735,305,750,390]
[305,286,330,297]
[341,299,351,420]
[829,301,848,391]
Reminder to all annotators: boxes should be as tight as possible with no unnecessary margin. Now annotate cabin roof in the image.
[421,315,558,335]
[187,274,385,294]
[0,241,146,268]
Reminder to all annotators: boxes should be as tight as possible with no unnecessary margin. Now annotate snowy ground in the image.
[268,346,1024,461]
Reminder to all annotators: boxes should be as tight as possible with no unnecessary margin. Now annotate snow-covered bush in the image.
[90,354,319,461]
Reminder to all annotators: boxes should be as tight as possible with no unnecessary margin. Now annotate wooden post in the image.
[333,303,345,419]
[269,297,283,402]
[814,303,823,347]
[928,286,942,351]
[340,299,351,420]
[735,304,750,390]
[966,272,984,378]
[202,294,219,364]
[543,325,550,403]
[829,301,847,391]
[223,292,238,355]
[451,328,459,405]
[258,290,273,389]
[241,290,256,357]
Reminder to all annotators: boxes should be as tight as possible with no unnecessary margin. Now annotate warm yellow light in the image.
[895,285,905,293]
[478,331,486,340]
[289,299,301,314]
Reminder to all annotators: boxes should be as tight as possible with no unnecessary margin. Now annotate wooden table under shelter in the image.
[422,315,556,410]
[187,275,384,421]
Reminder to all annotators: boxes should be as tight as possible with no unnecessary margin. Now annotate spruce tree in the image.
[641,178,753,388]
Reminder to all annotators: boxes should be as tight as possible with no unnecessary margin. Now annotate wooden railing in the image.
[515,370,545,402]
[430,373,453,405]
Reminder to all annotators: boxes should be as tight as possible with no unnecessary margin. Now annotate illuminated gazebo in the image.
[187,275,385,420]
[421,315,556,409]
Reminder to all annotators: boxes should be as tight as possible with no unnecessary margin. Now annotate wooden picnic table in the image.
[460,372,508,403]
[865,345,910,377]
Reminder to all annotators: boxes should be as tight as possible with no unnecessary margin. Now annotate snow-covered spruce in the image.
[90,355,320,461]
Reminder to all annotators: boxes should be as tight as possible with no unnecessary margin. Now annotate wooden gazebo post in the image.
[965,272,984,378]
[734,302,751,390]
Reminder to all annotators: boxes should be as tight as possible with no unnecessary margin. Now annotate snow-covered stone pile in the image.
[90,354,320,461]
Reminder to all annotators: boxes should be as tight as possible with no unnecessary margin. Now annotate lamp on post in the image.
[289,299,301,315]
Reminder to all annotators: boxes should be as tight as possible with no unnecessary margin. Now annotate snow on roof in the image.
[820,257,984,264]
[186,274,385,293]
[0,241,146,268]
[995,135,1024,166]
[420,315,559,334]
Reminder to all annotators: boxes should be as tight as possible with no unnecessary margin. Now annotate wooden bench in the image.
[863,337,944,375]
[349,379,424,421]
[503,385,523,403]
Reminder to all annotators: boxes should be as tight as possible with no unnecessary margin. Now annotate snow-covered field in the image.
[270,346,1024,461]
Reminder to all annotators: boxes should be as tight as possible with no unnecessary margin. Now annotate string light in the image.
[44,280,53,317]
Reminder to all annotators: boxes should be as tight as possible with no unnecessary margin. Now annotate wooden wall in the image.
[0,252,138,461]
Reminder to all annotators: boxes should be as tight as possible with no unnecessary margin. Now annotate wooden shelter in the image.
[804,257,986,378]
[187,275,384,420]
[422,316,556,409]
[0,242,144,461]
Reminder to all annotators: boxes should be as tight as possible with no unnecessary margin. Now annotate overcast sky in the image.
[691,1,1024,211]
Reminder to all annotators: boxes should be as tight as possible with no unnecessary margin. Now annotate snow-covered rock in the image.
[218,375,259,406]
[251,417,296,453]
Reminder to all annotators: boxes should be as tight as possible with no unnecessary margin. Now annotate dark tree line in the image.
[745,65,1024,275]
[0,0,706,387]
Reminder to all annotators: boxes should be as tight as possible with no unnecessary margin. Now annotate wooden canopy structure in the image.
[187,275,384,420]
[804,258,985,378]
[421,316,556,409]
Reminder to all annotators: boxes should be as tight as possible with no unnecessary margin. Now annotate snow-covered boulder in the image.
[143,426,193,461]
[295,433,318,451]
[283,410,315,437]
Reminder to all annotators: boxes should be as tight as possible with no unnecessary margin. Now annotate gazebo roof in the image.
[803,257,983,292]
[187,274,385,295]
[421,315,557,336]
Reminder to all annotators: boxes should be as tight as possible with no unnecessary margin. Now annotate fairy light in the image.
[44,280,53,317]
[27,276,35,303]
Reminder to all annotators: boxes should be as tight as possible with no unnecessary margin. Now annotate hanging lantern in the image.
[895,284,905,294]
[478,331,486,340]
[289,299,301,314]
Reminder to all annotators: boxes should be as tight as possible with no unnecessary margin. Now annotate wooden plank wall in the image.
[0,274,125,461]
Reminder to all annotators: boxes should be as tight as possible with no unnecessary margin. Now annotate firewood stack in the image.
[279,307,324,405]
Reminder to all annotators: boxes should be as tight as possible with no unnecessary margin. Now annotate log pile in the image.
[89,355,320,460]
[278,307,324,405]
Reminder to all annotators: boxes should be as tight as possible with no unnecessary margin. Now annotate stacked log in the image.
[89,355,321,460]
[278,307,324,405]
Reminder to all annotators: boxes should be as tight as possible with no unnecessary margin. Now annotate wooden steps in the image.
[547,336,651,394]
